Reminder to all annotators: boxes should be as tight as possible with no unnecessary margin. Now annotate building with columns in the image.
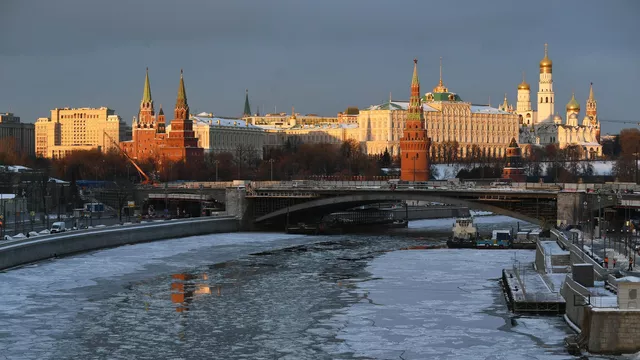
[120,69,204,164]
[514,44,602,159]
[35,107,129,158]
[400,59,430,181]
[358,60,519,160]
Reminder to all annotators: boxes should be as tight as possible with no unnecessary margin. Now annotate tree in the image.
[380,148,392,168]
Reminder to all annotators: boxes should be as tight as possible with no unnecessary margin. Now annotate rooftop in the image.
[365,100,438,112]
[191,113,263,130]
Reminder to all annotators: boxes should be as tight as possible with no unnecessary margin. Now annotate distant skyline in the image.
[0,0,638,134]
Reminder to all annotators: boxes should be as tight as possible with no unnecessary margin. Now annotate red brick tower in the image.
[502,138,526,182]
[130,68,159,159]
[163,70,203,162]
[400,59,430,181]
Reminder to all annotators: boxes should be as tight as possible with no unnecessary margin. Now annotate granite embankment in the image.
[0,216,239,271]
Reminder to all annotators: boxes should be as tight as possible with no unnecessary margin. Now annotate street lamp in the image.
[410,155,417,182]
[268,159,275,181]
[213,160,220,182]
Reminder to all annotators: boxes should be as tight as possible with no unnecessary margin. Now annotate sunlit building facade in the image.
[35,107,128,158]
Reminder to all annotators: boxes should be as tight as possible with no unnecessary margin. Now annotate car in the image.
[50,222,66,233]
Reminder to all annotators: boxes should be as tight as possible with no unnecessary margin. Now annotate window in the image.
[545,97,548,103]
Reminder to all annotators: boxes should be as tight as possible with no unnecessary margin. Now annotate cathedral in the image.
[120,69,204,164]
[509,44,602,159]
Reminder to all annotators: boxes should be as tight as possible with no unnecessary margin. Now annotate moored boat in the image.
[447,217,478,248]
[476,230,512,249]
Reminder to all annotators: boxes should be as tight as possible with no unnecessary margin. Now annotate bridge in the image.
[227,180,629,230]
[109,179,633,230]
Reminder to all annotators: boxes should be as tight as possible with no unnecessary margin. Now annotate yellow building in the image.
[358,71,519,160]
[255,110,358,150]
[35,107,129,158]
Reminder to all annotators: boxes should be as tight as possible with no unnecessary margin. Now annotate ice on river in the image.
[323,249,576,359]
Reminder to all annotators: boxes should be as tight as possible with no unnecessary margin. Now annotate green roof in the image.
[423,92,462,102]
[176,70,188,108]
[243,89,251,116]
[142,68,152,104]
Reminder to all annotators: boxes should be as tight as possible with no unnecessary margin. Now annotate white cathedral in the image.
[501,44,602,159]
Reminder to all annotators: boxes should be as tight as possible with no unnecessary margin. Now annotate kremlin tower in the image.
[121,69,203,165]
[502,138,526,182]
[400,59,430,181]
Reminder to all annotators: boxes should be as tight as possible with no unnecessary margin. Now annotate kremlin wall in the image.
[30,44,602,167]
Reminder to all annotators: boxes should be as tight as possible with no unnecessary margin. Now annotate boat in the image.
[476,230,512,249]
[446,217,478,248]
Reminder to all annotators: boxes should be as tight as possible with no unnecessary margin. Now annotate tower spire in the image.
[589,82,595,100]
[433,56,448,93]
[176,69,188,108]
[412,58,419,86]
[438,57,443,86]
[502,93,509,110]
[243,89,251,117]
[142,67,152,104]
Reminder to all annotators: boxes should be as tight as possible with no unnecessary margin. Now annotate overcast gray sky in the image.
[0,0,638,134]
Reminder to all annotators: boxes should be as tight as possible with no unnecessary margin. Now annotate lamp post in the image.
[199,184,204,217]
[268,159,275,181]
[635,147,639,185]
[411,155,417,182]
[213,160,220,182]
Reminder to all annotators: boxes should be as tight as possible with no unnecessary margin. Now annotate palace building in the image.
[514,44,602,159]
[358,59,519,160]
[120,69,204,164]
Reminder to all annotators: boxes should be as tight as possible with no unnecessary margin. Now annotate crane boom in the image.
[103,132,152,184]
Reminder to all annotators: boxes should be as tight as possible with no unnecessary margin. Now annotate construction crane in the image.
[599,119,640,126]
[103,132,155,185]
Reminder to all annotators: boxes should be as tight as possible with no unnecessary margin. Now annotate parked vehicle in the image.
[50,222,66,233]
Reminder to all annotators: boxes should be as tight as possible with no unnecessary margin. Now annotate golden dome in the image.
[566,93,580,112]
[539,43,552,73]
[517,71,530,90]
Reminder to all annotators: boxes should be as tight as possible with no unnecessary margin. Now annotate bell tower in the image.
[400,59,430,182]
[536,44,554,123]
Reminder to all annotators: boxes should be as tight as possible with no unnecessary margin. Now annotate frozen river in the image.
[0,216,620,359]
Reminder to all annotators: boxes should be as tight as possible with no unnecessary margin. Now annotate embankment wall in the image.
[0,217,239,271]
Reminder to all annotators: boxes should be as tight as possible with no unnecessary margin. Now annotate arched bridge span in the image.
[253,191,557,226]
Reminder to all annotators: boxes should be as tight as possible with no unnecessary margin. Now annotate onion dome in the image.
[518,72,530,90]
[539,44,552,73]
[553,114,562,122]
[566,93,580,112]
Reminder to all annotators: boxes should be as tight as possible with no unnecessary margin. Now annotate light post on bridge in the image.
[268,159,275,181]
[411,155,417,183]
[214,160,220,182]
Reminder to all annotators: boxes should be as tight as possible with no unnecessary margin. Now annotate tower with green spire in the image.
[139,67,155,125]
[243,89,251,117]
[400,59,430,182]
[174,69,189,121]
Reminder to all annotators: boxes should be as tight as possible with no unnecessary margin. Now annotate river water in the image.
[0,216,624,359]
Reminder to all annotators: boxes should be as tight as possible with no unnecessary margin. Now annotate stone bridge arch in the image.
[254,192,546,226]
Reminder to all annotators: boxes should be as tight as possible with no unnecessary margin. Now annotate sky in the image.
[0,0,638,135]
